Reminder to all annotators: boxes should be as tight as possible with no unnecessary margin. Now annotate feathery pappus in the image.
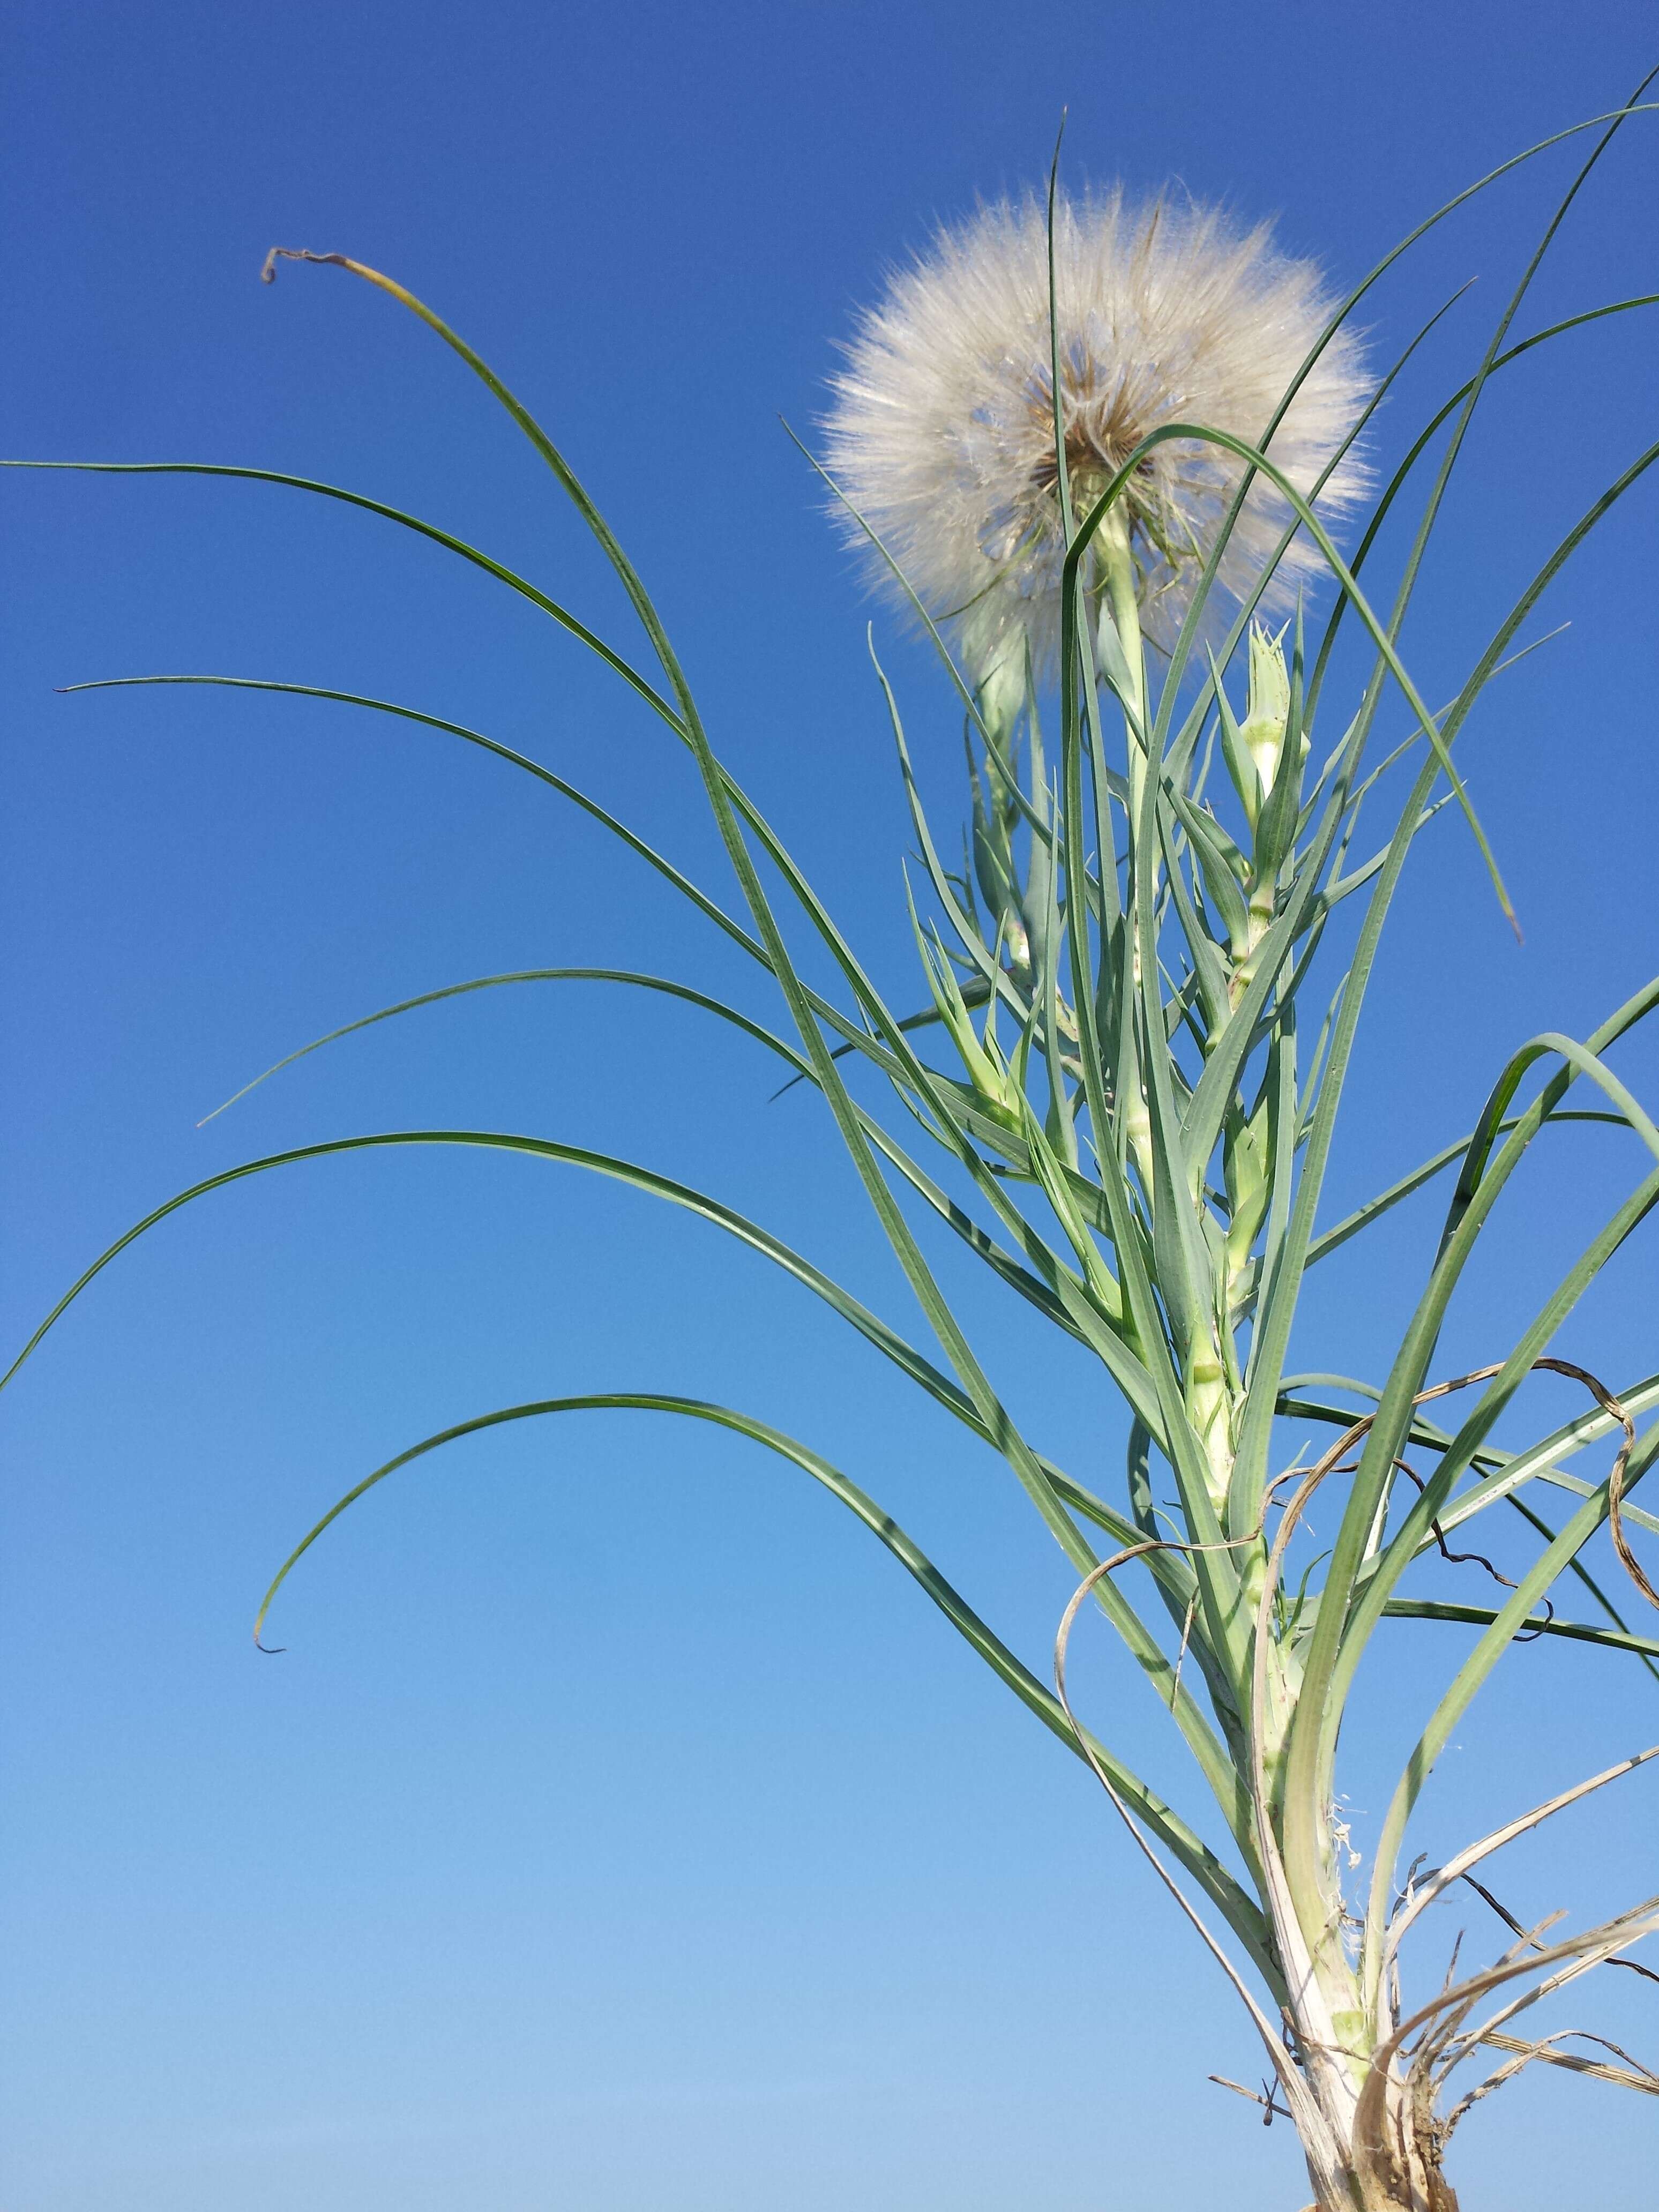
[823,187,1371,686]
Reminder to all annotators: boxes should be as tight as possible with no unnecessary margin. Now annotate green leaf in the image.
[1,1129,980,1433]
[1148,98,1659,751]
[1359,1415,1659,2007]
[1293,1110,1636,1278]
[1275,1377,1659,1543]
[248,1387,1280,1983]
[12,460,677,723]
[1380,1598,1659,1663]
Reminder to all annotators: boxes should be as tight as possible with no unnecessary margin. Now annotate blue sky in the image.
[3,4,1658,2207]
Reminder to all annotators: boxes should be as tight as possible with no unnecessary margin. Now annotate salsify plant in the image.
[9,89,1659,2212]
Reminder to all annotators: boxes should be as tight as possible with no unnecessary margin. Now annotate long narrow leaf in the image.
[248,1387,1279,1978]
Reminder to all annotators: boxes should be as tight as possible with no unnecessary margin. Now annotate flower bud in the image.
[1239,623,1291,803]
[963,609,1025,737]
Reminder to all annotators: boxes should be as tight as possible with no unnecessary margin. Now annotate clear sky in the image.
[3,4,1657,2208]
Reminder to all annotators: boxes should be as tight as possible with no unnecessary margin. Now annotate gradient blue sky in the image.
[4,5,1658,2207]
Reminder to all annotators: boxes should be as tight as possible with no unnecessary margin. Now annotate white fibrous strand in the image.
[823,186,1371,682]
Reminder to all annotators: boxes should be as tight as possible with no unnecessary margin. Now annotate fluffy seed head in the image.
[823,186,1371,683]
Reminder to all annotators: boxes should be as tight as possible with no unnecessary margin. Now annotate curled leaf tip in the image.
[261,246,352,286]
[253,1632,286,1654]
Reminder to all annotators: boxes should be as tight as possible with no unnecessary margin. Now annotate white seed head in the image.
[824,186,1371,682]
